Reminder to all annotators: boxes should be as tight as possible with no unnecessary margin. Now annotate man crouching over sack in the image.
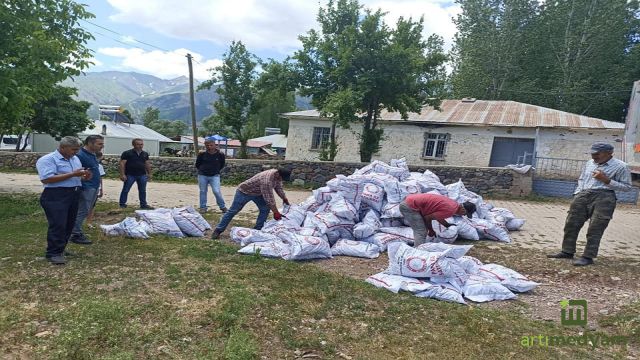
[400,193,476,246]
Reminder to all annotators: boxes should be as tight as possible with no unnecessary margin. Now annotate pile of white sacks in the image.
[100,207,212,238]
[230,158,538,303]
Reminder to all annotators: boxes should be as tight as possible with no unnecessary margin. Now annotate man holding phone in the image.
[547,142,633,266]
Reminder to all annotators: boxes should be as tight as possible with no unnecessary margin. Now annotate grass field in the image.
[0,193,637,359]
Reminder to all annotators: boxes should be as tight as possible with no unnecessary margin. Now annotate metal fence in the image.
[533,156,585,180]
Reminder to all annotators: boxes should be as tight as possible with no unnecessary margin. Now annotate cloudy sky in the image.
[82,0,461,80]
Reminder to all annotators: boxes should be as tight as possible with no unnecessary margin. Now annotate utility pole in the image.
[186,53,199,153]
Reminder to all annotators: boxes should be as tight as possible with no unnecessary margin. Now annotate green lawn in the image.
[0,193,636,359]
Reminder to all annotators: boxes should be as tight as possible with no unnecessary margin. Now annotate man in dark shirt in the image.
[70,134,104,245]
[195,139,227,213]
[118,138,153,209]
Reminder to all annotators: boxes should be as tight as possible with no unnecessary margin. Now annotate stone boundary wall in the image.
[0,152,532,196]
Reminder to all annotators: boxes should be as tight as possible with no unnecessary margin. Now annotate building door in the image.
[489,137,535,167]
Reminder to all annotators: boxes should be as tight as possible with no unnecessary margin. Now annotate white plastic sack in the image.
[478,264,539,293]
[325,222,355,245]
[449,216,480,241]
[136,210,184,237]
[415,243,473,259]
[486,207,516,225]
[378,227,414,242]
[325,194,359,221]
[470,219,511,243]
[353,209,382,239]
[389,157,409,170]
[326,175,363,208]
[426,221,458,244]
[506,218,525,231]
[312,186,337,204]
[384,180,421,204]
[303,211,342,235]
[363,232,409,251]
[171,207,211,237]
[381,202,402,219]
[238,240,290,258]
[458,256,483,275]
[366,272,433,294]
[382,218,405,227]
[462,275,517,302]
[361,183,385,212]
[230,227,281,246]
[386,243,468,287]
[414,281,466,304]
[372,160,410,181]
[282,235,332,261]
[331,239,380,258]
[280,204,307,226]
[100,217,149,239]
[298,196,321,213]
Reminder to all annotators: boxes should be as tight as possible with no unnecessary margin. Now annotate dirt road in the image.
[2,172,639,258]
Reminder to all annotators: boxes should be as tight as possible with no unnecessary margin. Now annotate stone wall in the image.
[0,152,532,196]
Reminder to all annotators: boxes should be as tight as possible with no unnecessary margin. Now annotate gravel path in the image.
[2,172,639,258]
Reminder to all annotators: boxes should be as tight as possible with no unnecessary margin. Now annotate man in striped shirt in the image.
[547,142,633,266]
[211,167,291,239]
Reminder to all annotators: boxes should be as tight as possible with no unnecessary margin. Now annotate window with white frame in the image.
[423,133,450,159]
[311,127,331,150]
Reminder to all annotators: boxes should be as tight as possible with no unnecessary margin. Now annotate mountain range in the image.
[62,71,312,124]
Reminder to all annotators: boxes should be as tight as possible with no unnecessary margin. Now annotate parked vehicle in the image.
[0,135,31,151]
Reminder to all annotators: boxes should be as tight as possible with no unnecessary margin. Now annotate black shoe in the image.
[211,229,221,240]
[46,255,67,265]
[573,257,594,266]
[69,234,92,245]
[119,204,127,208]
[140,205,155,210]
[546,251,574,259]
[220,208,228,213]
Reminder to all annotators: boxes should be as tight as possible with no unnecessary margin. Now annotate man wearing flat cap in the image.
[548,142,632,266]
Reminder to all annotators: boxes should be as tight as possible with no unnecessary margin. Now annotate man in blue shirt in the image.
[36,137,91,265]
[547,142,633,266]
[70,135,105,245]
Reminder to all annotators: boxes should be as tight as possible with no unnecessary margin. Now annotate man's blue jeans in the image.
[119,175,148,207]
[198,175,226,210]
[215,190,270,232]
[73,187,99,236]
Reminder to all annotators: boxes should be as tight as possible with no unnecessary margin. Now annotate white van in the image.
[0,135,31,151]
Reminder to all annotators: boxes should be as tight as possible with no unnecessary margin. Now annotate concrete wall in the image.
[286,118,623,165]
[0,152,532,196]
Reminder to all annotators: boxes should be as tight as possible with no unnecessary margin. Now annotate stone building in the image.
[282,99,625,167]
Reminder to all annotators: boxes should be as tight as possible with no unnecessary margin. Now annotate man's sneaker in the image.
[198,208,208,214]
[47,255,67,265]
[119,204,127,209]
[140,205,155,210]
[573,257,594,266]
[546,251,574,259]
[211,229,222,240]
[220,208,228,214]
[69,234,92,245]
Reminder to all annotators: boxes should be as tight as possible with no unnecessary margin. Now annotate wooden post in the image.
[186,53,199,153]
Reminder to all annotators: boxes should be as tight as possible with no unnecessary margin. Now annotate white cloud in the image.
[106,0,459,52]
[97,47,222,80]
[88,57,103,68]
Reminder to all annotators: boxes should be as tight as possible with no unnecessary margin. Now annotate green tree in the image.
[451,0,539,100]
[121,109,134,123]
[451,0,640,122]
[294,0,447,162]
[142,107,186,137]
[0,0,94,136]
[200,41,258,158]
[27,86,93,142]
[249,59,298,136]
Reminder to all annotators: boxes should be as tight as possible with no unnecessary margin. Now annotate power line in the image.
[81,19,171,53]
